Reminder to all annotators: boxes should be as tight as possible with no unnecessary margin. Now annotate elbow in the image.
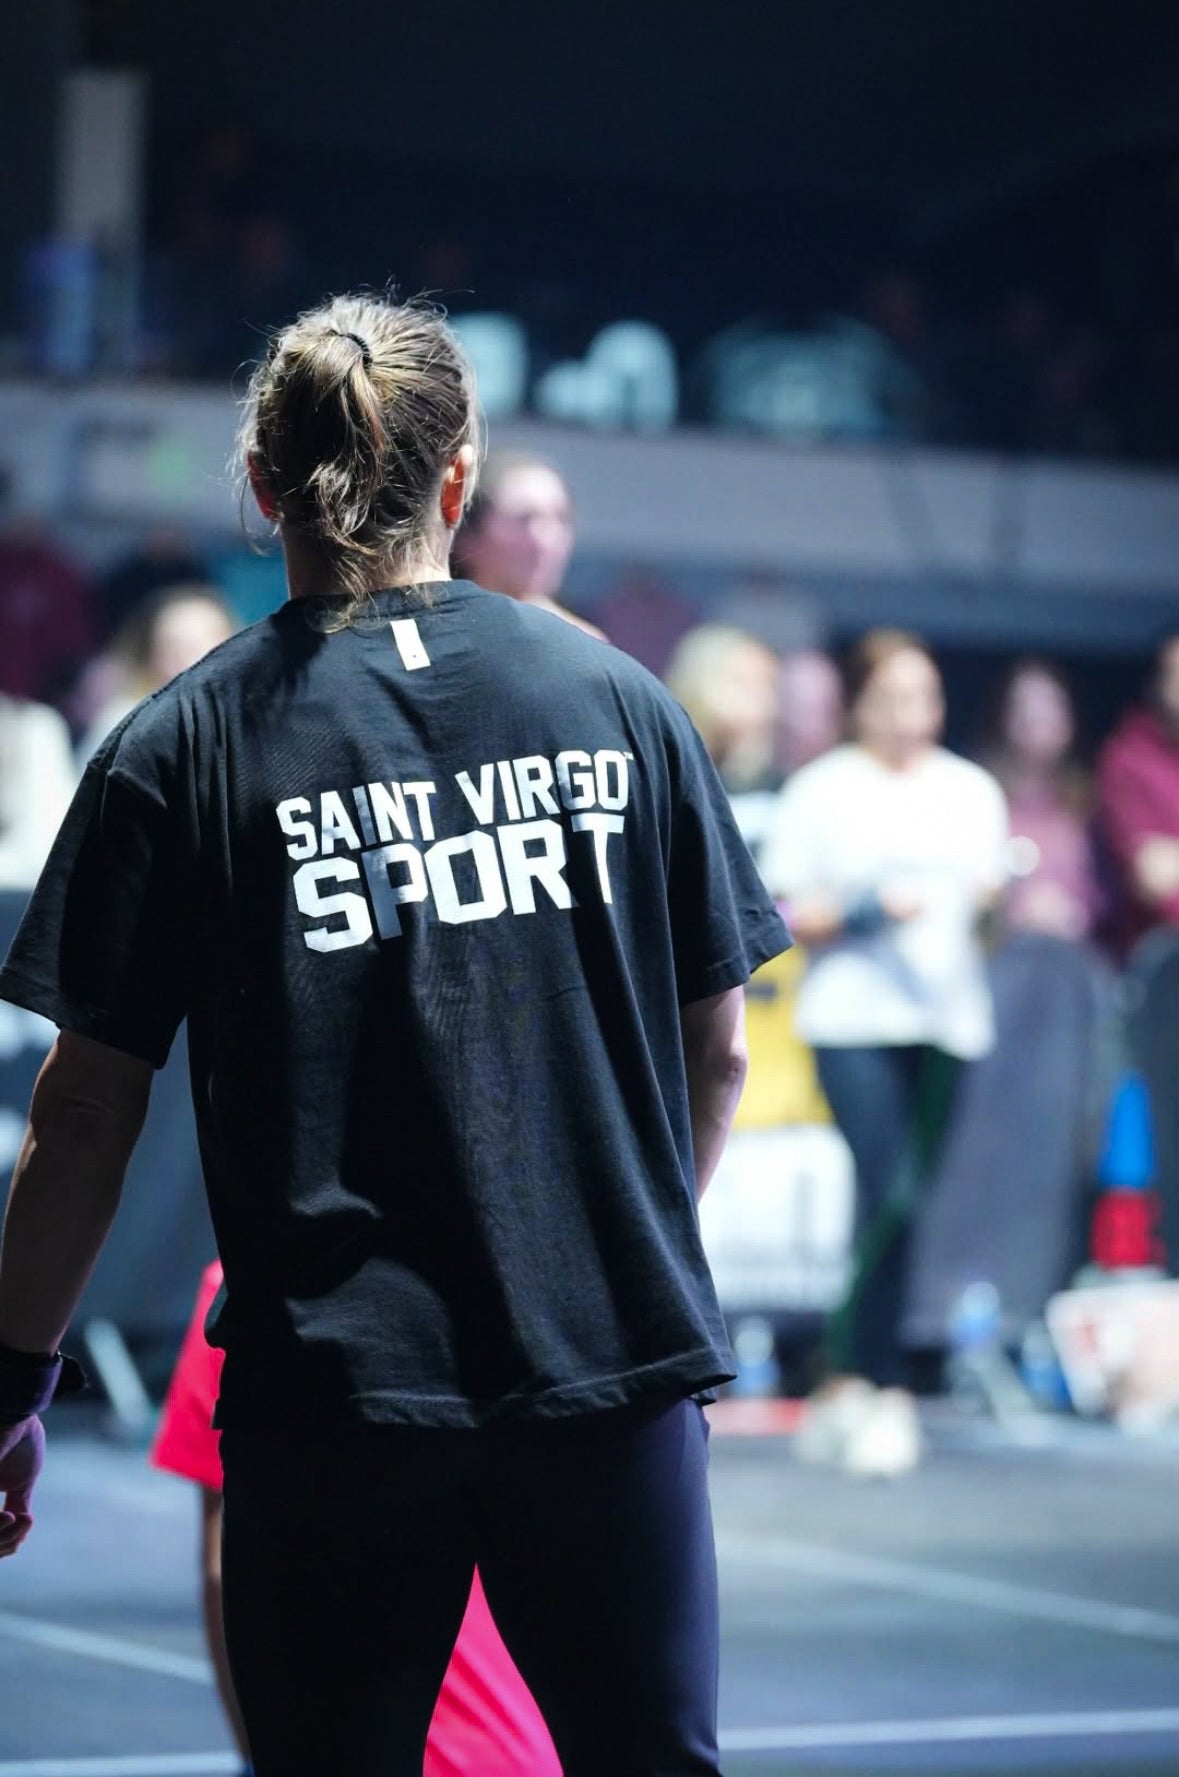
[680,985,748,1100]
[683,1035,747,1099]
[30,1035,152,1154]
[714,1037,748,1096]
[32,1088,143,1153]
[28,1082,148,1175]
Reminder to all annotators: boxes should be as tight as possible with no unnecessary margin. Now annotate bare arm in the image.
[783,895,845,946]
[0,1031,152,1355]
[785,888,923,947]
[0,1031,151,1556]
[679,986,748,1199]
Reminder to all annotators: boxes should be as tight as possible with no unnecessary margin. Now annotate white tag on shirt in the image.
[389,618,430,671]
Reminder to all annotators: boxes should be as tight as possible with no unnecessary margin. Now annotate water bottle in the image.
[732,1316,782,1399]
[947,1282,1036,1423]
[1019,1319,1070,1413]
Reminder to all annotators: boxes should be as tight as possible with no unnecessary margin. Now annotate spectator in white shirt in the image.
[762,630,1007,1476]
[0,697,76,892]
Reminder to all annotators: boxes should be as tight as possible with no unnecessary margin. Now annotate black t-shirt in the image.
[0,581,787,1427]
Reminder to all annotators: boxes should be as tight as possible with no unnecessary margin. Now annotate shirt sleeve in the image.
[666,712,789,1004]
[0,702,78,892]
[0,732,194,1069]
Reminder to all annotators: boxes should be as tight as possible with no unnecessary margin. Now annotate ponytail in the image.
[241,295,479,618]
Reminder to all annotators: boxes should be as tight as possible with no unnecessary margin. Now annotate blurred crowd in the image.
[13,121,1179,464]
[4,452,1179,955]
[664,614,1179,969]
[2,449,1178,1472]
[807,269,1179,462]
[656,595,1179,1470]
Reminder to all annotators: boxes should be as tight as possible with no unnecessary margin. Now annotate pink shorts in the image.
[153,1262,561,1777]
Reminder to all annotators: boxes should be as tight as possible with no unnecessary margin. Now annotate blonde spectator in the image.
[666,626,830,1139]
[80,585,237,760]
[665,625,781,803]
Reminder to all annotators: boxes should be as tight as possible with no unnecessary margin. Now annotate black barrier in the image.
[1126,926,1179,1275]
[904,932,1116,1347]
[0,891,214,1338]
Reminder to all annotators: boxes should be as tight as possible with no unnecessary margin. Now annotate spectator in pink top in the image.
[1098,634,1179,957]
[984,659,1101,943]
[777,648,845,778]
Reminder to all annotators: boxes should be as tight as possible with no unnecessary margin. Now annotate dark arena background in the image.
[3,2,1179,1773]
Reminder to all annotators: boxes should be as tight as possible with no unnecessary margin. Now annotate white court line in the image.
[0,1611,212,1683]
[3,1715,1179,1773]
[717,1531,1179,1645]
[0,1760,237,1776]
[719,1707,1179,1752]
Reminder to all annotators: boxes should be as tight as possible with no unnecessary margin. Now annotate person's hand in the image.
[1134,837,1179,907]
[1014,878,1087,941]
[0,1415,44,1557]
[879,886,924,923]
[785,893,844,946]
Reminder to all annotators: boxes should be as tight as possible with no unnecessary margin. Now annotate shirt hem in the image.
[678,914,791,1005]
[214,1345,736,1430]
[0,964,173,1069]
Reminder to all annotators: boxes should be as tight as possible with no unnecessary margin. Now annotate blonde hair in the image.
[239,293,480,620]
[664,624,776,740]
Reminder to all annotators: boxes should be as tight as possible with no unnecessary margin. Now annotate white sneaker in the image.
[841,1387,924,1478]
[794,1378,877,1468]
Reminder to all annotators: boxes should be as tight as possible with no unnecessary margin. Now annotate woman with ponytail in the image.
[0,292,785,1776]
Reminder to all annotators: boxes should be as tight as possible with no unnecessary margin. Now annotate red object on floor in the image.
[1091,1188,1164,1270]
[153,1262,562,1776]
[705,1397,804,1436]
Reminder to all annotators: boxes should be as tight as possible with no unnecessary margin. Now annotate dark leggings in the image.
[220,1397,721,1777]
[815,1045,960,1388]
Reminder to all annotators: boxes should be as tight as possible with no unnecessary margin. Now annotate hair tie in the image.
[342,330,372,370]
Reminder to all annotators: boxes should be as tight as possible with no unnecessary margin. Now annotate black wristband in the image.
[0,1341,88,1423]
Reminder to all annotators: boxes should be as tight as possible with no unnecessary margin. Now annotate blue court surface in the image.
[1,1406,1177,1776]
